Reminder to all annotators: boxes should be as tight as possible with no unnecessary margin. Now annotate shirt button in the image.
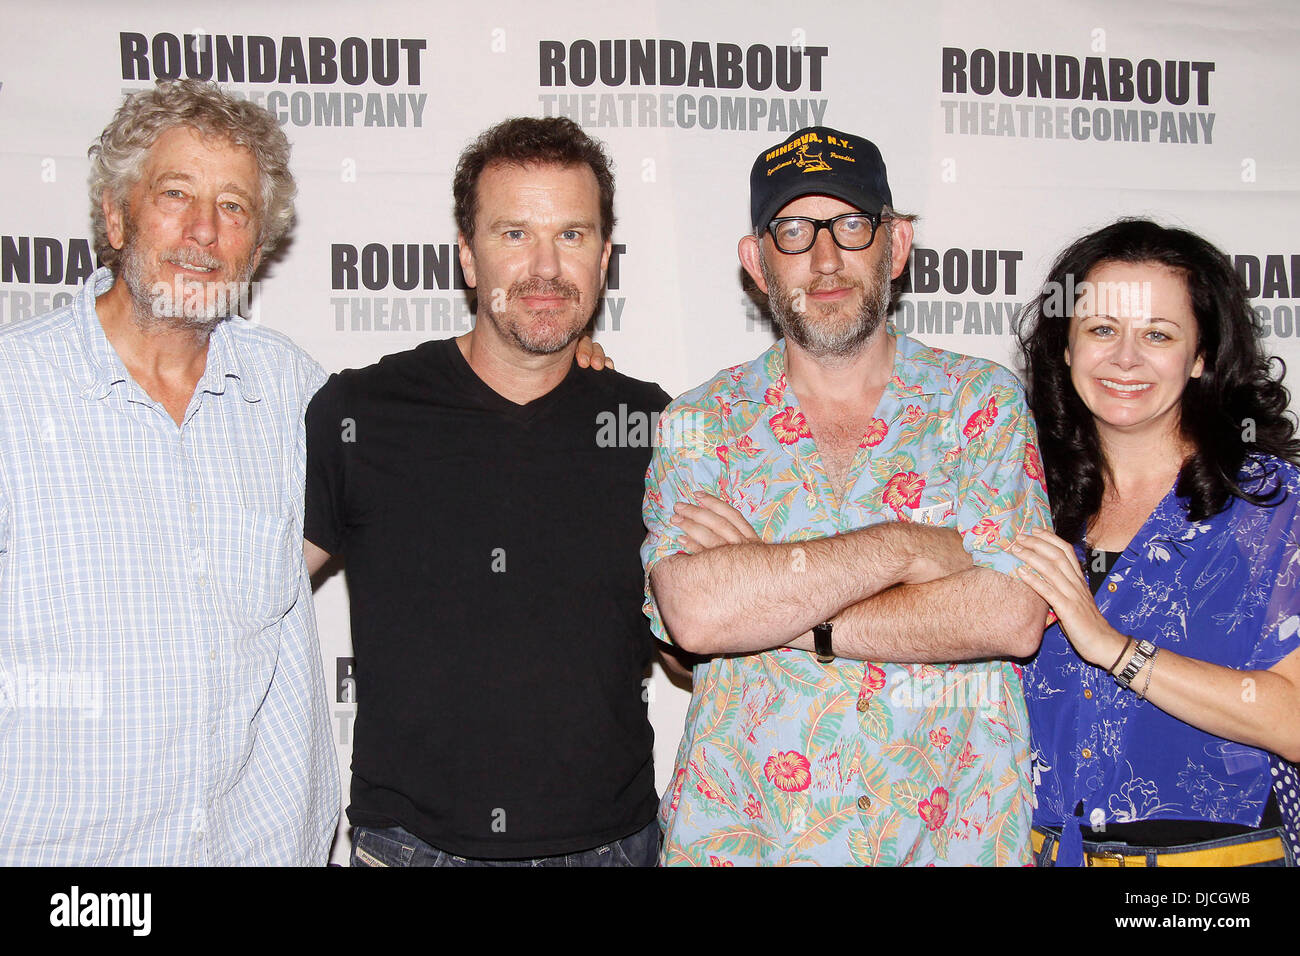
[856,699,870,713]
[1083,688,1093,699]
[1107,582,1117,593]
[209,649,217,661]
[1081,748,1093,759]
[189,501,198,516]
[857,795,872,810]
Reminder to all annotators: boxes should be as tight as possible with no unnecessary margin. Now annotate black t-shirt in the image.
[305,338,670,858]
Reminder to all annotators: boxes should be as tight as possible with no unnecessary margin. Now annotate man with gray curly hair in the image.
[0,80,338,865]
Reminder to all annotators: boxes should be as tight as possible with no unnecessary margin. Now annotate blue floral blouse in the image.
[1024,455,1300,866]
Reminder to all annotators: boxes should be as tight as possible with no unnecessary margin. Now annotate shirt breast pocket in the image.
[912,498,957,525]
[217,510,299,630]
[907,458,959,526]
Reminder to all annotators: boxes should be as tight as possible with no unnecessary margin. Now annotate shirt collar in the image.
[725,325,949,404]
[201,318,263,403]
[76,267,262,404]
[76,269,128,401]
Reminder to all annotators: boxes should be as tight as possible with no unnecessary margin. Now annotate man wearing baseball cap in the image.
[640,127,1051,865]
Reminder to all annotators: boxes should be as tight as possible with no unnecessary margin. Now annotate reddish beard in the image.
[508,278,581,304]
[482,277,589,355]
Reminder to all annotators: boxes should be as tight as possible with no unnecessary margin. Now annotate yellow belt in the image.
[1031,827,1285,867]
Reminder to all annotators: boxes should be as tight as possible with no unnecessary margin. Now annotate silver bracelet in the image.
[1115,639,1157,690]
[1136,647,1160,700]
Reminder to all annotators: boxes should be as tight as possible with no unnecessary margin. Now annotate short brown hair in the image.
[453,117,615,243]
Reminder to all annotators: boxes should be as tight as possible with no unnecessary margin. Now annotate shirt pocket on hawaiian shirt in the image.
[904,456,960,526]
[911,498,956,525]
[221,509,299,630]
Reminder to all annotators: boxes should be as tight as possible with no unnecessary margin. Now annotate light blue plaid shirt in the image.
[0,268,338,865]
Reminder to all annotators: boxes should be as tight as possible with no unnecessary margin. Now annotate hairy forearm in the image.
[1116,646,1300,762]
[786,568,1046,662]
[650,523,955,654]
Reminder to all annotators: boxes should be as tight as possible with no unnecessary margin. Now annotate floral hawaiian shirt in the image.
[642,329,1052,865]
[1025,455,1300,866]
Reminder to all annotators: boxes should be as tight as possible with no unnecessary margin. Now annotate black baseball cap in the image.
[750,126,893,231]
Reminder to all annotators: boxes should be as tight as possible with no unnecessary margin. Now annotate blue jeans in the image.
[350,819,660,867]
[1033,825,1294,867]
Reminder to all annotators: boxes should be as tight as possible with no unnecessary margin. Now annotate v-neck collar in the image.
[443,337,580,423]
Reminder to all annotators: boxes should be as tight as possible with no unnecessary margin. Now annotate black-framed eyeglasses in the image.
[765,212,884,255]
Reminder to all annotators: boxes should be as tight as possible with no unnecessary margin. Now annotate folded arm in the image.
[651,495,974,655]
[643,364,1050,662]
[784,566,1046,661]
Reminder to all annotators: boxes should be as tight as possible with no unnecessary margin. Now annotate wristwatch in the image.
[1114,638,1157,690]
[813,621,834,664]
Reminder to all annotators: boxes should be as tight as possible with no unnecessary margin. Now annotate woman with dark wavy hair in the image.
[1013,218,1300,866]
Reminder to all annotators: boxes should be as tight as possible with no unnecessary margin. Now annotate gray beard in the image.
[760,239,893,359]
[119,239,254,336]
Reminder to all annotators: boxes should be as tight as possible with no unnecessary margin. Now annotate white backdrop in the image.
[1,0,1297,864]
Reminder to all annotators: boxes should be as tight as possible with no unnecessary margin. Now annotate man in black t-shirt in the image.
[304,118,672,866]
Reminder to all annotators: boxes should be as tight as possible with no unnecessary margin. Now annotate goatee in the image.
[483,277,587,355]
